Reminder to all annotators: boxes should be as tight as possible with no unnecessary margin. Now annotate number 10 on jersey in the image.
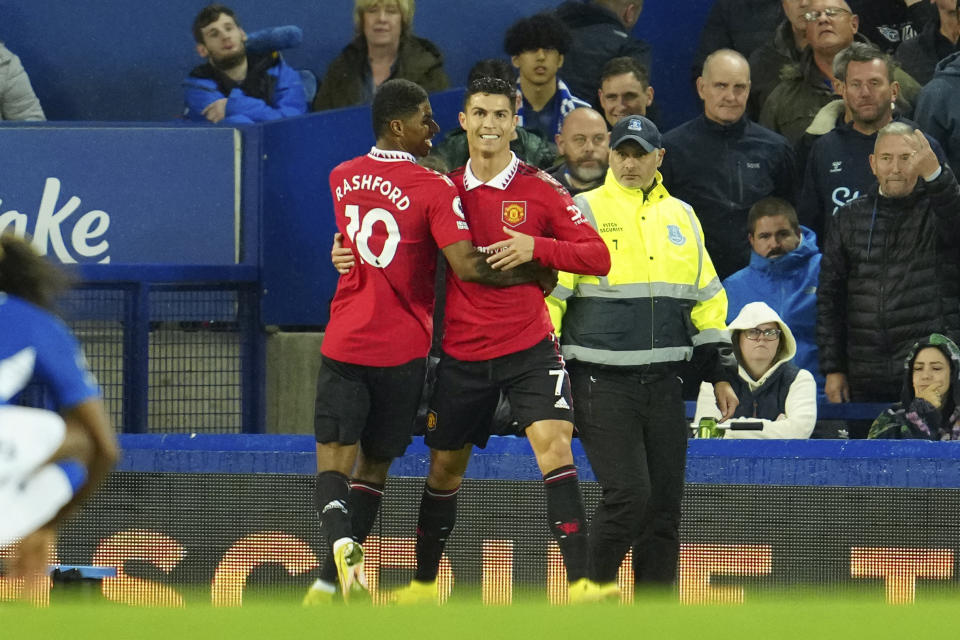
[344,205,401,269]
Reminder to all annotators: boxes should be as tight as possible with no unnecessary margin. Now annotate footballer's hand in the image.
[537,268,559,296]
[202,98,228,124]
[486,227,535,271]
[713,381,739,422]
[331,232,355,274]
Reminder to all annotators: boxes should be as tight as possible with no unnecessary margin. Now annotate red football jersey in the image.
[443,154,610,361]
[322,147,472,366]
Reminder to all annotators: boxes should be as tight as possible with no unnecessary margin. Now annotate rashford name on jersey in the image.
[334,173,412,211]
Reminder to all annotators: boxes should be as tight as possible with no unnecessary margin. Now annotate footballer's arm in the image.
[442,240,555,289]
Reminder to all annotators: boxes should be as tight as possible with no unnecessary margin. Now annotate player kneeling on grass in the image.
[304,78,557,605]
[0,234,118,597]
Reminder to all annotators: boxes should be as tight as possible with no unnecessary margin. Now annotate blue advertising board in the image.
[0,127,240,265]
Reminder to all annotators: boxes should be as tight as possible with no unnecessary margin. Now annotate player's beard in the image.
[211,49,247,72]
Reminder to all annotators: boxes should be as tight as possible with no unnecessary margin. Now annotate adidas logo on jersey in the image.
[554,397,570,410]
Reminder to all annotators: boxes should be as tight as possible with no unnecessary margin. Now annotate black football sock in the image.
[543,465,588,582]
[319,479,385,583]
[414,484,459,582]
[315,471,351,559]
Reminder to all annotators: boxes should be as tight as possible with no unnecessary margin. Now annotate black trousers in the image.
[569,362,688,585]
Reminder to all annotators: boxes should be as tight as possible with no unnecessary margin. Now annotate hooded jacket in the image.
[554,1,652,108]
[869,333,960,439]
[817,167,960,399]
[660,114,797,280]
[0,43,44,121]
[312,35,448,111]
[183,50,306,123]
[796,100,944,239]
[694,301,817,438]
[914,51,960,174]
[723,225,822,391]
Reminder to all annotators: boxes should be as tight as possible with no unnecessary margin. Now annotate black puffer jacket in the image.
[817,168,960,400]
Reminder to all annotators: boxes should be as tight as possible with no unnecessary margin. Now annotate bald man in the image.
[662,49,798,282]
[550,107,610,195]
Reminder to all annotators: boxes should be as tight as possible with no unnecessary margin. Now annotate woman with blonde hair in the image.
[313,0,448,111]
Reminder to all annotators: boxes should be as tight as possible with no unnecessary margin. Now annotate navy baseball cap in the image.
[609,115,662,153]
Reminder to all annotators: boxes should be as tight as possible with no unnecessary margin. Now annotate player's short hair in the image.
[0,233,72,312]
[192,4,240,44]
[503,12,572,57]
[600,56,650,87]
[463,77,518,114]
[353,0,415,37]
[832,41,895,83]
[747,197,799,235]
[467,59,517,86]
[371,78,429,139]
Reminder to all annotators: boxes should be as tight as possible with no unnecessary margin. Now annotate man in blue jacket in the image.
[723,197,824,392]
[183,4,306,124]
[662,49,797,281]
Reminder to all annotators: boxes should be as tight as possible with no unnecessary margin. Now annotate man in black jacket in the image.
[797,42,945,239]
[894,0,960,86]
[555,0,651,109]
[817,122,960,405]
[662,49,797,280]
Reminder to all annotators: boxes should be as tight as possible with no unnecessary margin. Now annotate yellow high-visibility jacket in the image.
[548,170,735,382]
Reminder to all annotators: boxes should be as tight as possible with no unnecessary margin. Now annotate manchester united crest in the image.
[501,201,527,227]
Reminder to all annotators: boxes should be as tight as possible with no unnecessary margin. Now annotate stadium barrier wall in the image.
[4,0,711,130]
[5,437,957,607]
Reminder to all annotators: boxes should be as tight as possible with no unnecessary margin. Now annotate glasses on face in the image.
[803,7,850,21]
[744,328,782,341]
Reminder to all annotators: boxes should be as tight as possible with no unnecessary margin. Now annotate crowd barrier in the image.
[3,436,953,607]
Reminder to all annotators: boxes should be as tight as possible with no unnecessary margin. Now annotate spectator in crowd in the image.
[894,0,960,85]
[554,0,651,109]
[0,42,45,121]
[817,124,960,404]
[869,333,960,439]
[0,234,118,596]
[597,56,654,127]
[693,0,784,82]
[434,59,554,171]
[798,42,939,239]
[313,0,448,112]
[723,198,823,392]
[761,0,871,145]
[747,0,812,120]
[550,107,610,195]
[548,115,737,599]
[914,51,960,170]
[184,4,306,123]
[662,49,797,281]
[694,302,817,438]
[504,12,590,145]
[848,0,935,53]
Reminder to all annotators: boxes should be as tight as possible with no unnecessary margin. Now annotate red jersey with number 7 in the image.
[322,147,472,366]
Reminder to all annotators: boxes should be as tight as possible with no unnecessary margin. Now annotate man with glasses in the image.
[761,0,863,144]
[817,122,960,410]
